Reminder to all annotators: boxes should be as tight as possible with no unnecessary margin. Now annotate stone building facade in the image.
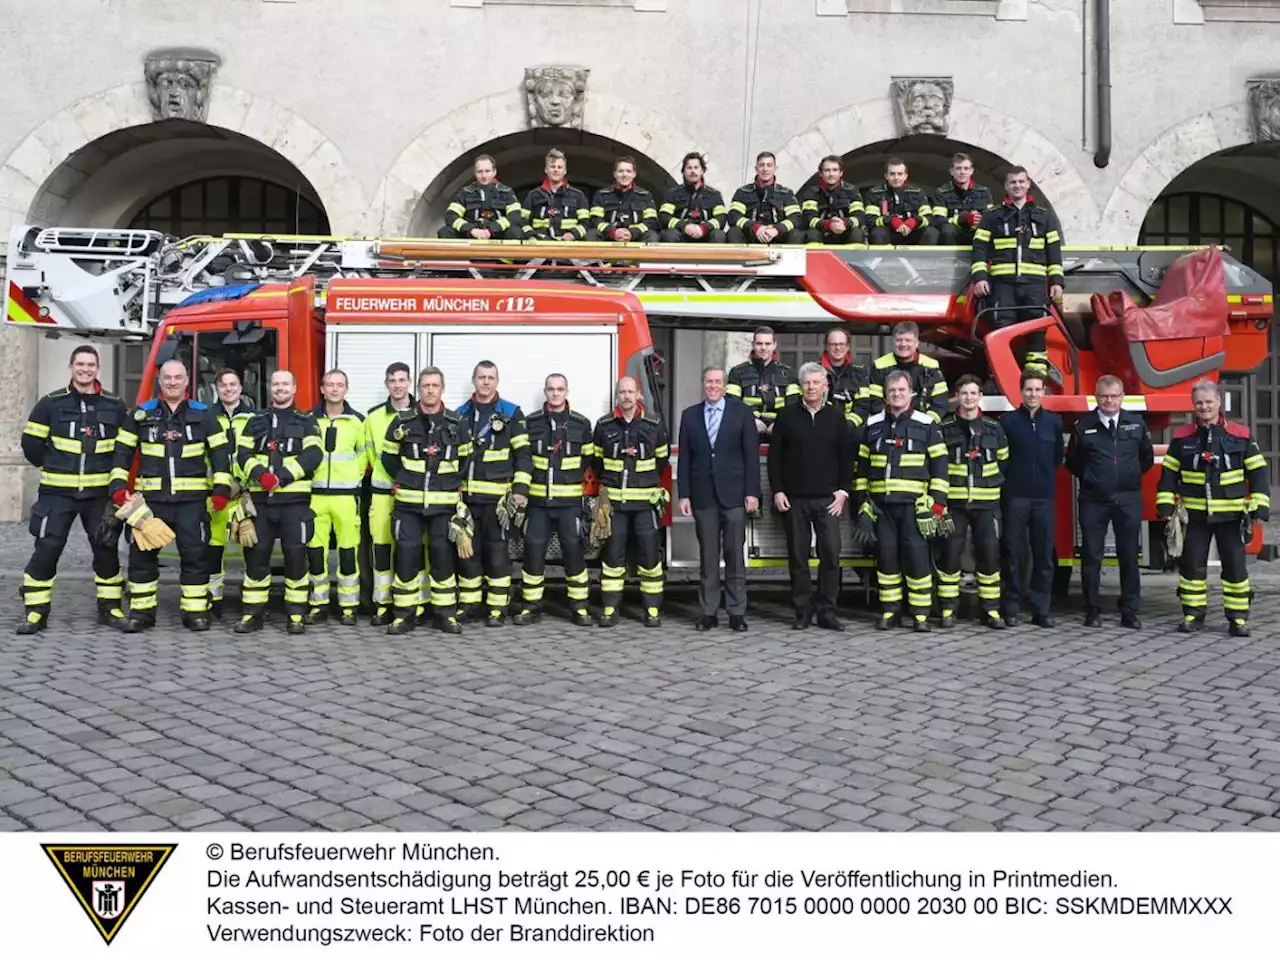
[1,0,1279,518]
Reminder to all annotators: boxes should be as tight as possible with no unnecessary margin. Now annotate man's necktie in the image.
[706,405,720,447]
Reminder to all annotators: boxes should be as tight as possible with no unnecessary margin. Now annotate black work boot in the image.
[369,606,392,627]
[209,598,224,621]
[234,614,263,634]
[286,614,306,636]
[1229,619,1251,638]
[98,606,137,633]
[182,613,211,632]
[338,609,358,627]
[571,608,593,627]
[125,615,155,632]
[435,613,462,635]
[1178,616,1205,634]
[386,614,416,636]
[304,606,328,626]
[15,611,47,635]
[512,604,541,625]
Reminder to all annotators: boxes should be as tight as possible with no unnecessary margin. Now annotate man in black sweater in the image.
[768,362,855,630]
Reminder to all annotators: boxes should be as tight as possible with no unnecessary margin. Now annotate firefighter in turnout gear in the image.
[865,158,939,246]
[970,165,1064,378]
[592,377,670,627]
[820,326,869,428]
[1156,379,1269,637]
[727,151,802,245]
[856,369,950,632]
[588,156,659,242]
[307,369,368,626]
[800,155,866,245]
[727,325,800,438]
[456,361,533,626]
[935,375,1009,629]
[366,363,414,625]
[234,371,323,635]
[932,152,995,246]
[381,366,472,636]
[438,154,524,240]
[522,148,592,241]
[514,374,596,627]
[659,151,728,243]
[110,360,232,632]
[207,368,255,620]
[857,322,949,425]
[17,346,130,635]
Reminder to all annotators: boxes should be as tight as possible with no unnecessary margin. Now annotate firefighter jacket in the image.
[1157,419,1270,521]
[589,184,659,240]
[726,358,800,425]
[592,412,669,504]
[381,406,472,514]
[864,182,933,234]
[970,197,1064,285]
[237,406,323,504]
[800,180,866,231]
[111,398,232,503]
[522,180,591,240]
[940,414,1008,507]
[659,182,727,235]
[858,352,949,424]
[1065,410,1154,503]
[931,179,995,231]
[366,398,413,494]
[215,399,256,483]
[822,354,870,427]
[526,406,596,505]
[311,403,368,495]
[21,382,127,498]
[446,180,523,236]
[456,396,533,501]
[728,180,801,236]
[856,409,949,507]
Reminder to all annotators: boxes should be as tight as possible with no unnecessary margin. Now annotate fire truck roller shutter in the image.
[327,331,420,413]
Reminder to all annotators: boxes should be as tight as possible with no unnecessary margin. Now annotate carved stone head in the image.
[144,49,221,122]
[524,66,589,128]
[892,77,954,137]
[1247,78,1280,142]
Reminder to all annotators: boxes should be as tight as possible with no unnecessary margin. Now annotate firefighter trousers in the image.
[22,492,123,624]
[392,508,456,623]
[601,504,663,614]
[520,504,589,613]
[935,505,1001,619]
[727,225,800,245]
[206,496,233,604]
[455,501,513,619]
[868,226,941,246]
[989,279,1049,372]
[805,224,867,245]
[242,503,313,625]
[1179,519,1251,625]
[874,501,933,624]
[308,494,362,612]
[126,500,210,622]
[369,491,395,611]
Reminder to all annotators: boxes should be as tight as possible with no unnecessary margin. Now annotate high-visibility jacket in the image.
[940,414,1008,507]
[526,406,596,504]
[589,184,659,240]
[445,180,523,236]
[864,182,933,234]
[1157,418,1271,521]
[522,180,591,240]
[111,398,232,502]
[726,358,800,425]
[381,406,472,514]
[659,182,727,235]
[456,396,533,501]
[858,352,949,424]
[591,412,669,504]
[931,179,995,231]
[21,382,127,497]
[214,399,256,482]
[800,180,866,231]
[728,180,801,236]
[970,197,1064,285]
[311,402,368,495]
[366,398,413,494]
[237,406,322,504]
[822,355,870,427]
[856,409,949,506]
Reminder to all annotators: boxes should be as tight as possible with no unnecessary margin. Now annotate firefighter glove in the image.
[231,492,259,548]
[1241,510,1256,548]
[935,505,955,538]
[111,488,130,508]
[92,509,124,549]
[589,489,613,549]
[210,495,228,513]
[259,471,280,491]
[449,502,475,559]
[852,500,878,547]
[914,493,938,538]
[115,493,176,552]
[1164,501,1188,564]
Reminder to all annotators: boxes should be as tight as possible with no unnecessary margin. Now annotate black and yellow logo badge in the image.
[42,843,177,945]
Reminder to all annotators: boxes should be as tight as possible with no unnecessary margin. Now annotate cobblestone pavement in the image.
[2,523,1280,833]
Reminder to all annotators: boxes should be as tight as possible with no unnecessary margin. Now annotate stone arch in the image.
[0,81,365,236]
[367,90,705,237]
[775,96,1100,238]
[1100,104,1251,244]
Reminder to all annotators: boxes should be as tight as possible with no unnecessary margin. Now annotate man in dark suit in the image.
[678,365,761,632]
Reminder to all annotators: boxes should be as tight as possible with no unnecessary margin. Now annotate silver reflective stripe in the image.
[325,452,360,462]
[372,478,395,491]
[314,480,363,491]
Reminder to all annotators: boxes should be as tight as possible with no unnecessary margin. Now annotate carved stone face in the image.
[144,51,219,123]
[1248,79,1280,143]
[907,82,947,134]
[524,66,588,129]
[534,76,575,126]
[154,69,199,120]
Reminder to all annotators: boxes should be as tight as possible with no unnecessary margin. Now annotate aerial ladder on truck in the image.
[4,224,1274,581]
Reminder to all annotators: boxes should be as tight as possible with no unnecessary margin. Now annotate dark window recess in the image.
[129,176,329,238]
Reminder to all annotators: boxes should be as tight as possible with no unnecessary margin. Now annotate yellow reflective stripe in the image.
[41,472,110,487]
[1180,471,1206,484]
[993,238,1018,249]
[23,420,50,439]
[973,228,991,241]
[1045,231,1061,243]
[897,453,926,467]
[1028,238,1046,249]
[1161,454,1180,472]
[1244,455,1267,470]
[181,443,206,458]
[1219,470,1245,486]
[465,480,512,496]
[140,442,165,457]
[602,458,624,471]
[50,436,82,454]
[482,449,510,462]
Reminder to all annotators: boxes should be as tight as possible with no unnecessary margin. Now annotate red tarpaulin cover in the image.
[1092,247,1229,341]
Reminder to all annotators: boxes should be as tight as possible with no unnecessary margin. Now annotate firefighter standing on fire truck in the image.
[970,165,1064,378]
[727,151,802,245]
[523,149,592,241]
[16,345,131,635]
[865,158,939,246]
[366,363,414,626]
[727,325,800,438]
[858,321,949,425]
[235,371,322,635]
[439,154,525,241]
[592,376,669,627]
[456,361,533,626]
[659,151,728,243]
[588,156,659,243]
[111,360,232,632]
[933,152,995,246]
[513,373,596,627]
[1157,378,1270,638]
[800,155,867,245]
[207,367,255,620]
